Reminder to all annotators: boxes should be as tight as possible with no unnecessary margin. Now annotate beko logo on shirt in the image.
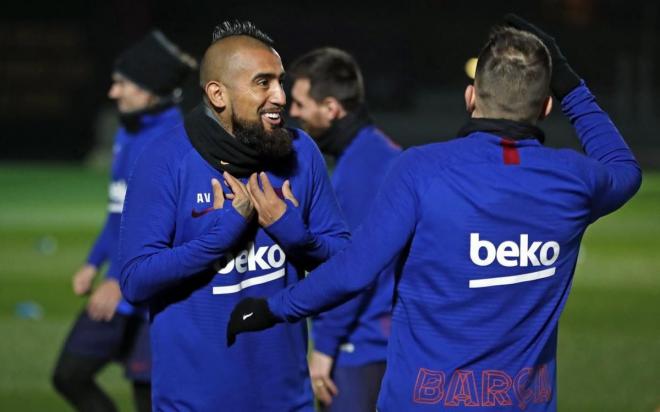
[108,180,127,213]
[470,233,559,267]
[215,242,286,274]
[468,233,560,288]
[212,242,287,295]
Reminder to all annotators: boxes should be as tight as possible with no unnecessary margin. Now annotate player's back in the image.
[381,132,598,411]
[263,84,640,412]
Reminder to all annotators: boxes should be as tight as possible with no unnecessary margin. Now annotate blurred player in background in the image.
[118,21,349,411]
[228,15,642,411]
[289,47,401,411]
[52,31,196,412]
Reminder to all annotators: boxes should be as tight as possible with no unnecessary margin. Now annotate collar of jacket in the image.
[119,101,176,133]
[457,117,545,144]
[315,104,373,157]
[183,103,262,177]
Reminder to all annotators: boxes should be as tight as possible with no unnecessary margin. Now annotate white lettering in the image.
[108,180,127,213]
[540,241,560,266]
[496,241,519,267]
[216,243,287,275]
[519,234,541,267]
[470,233,496,266]
[216,252,235,274]
[196,192,212,203]
[469,233,560,268]
[248,243,270,271]
[235,250,248,273]
[267,244,286,268]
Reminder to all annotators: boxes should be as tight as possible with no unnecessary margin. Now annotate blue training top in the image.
[119,126,349,411]
[86,106,183,315]
[268,83,642,411]
[313,125,401,367]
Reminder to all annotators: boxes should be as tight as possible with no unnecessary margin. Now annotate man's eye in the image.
[256,79,268,87]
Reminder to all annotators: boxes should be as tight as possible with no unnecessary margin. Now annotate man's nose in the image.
[108,84,119,99]
[270,83,286,106]
[289,104,299,118]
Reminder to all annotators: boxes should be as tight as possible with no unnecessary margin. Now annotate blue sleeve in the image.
[264,138,350,271]
[267,150,419,322]
[119,147,250,304]
[562,82,642,222]
[86,214,112,268]
[313,148,399,357]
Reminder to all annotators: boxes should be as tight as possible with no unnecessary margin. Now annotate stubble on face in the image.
[290,79,331,139]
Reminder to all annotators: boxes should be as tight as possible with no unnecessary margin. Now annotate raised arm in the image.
[505,13,642,221]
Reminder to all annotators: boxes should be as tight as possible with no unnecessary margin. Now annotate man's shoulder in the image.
[289,127,318,154]
[398,140,456,166]
[135,124,194,170]
[352,125,402,156]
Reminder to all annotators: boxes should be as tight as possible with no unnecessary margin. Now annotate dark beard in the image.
[232,113,293,159]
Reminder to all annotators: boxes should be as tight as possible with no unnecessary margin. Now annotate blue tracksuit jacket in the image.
[119,126,349,411]
[267,83,642,411]
[313,125,401,366]
[86,106,183,315]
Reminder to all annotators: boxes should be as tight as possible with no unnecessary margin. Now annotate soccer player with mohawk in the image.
[119,21,349,411]
[228,15,642,411]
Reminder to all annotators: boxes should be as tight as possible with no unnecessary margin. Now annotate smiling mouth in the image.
[261,110,283,127]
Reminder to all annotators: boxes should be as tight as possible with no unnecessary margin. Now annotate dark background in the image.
[1,0,658,167]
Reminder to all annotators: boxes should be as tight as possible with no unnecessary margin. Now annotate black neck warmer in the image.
[119,100,175,133]
[184,103,295,177]
[457,118,545,144]
[315,105,373,157]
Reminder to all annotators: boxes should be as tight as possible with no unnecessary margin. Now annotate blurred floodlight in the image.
[465,57,478,80]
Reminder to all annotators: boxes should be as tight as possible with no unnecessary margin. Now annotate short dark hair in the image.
[212,20,274,47]
[475,27,551,122]
[288,47,364,112]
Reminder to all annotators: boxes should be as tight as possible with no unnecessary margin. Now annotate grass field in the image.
[0,164,658,411]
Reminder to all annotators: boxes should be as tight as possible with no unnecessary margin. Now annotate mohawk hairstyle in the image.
[211,20,274,46]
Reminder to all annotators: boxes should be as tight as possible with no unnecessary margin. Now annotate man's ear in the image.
[321,96,346,121]
[539,95,553,121]
[465,84,476,114]
[205,81,226,110]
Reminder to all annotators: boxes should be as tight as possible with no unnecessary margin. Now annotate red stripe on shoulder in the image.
[501,138,520,165]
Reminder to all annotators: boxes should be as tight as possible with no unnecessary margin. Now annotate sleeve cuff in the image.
[264,201,311,249]
[560,79,588,110]
[209,205,250,244]
[312,330,342,358]
[266,294,285,321]
[85,259,101,268]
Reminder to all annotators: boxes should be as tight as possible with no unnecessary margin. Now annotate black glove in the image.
[226,297,278,347]
[504,13,581,100]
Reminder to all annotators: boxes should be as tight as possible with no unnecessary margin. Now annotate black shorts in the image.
[61,309,151,382]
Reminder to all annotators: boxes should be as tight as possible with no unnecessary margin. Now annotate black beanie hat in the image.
[114,30,197,98]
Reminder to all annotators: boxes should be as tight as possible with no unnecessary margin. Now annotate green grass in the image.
[0,165,133,411]
[0,164,658,411]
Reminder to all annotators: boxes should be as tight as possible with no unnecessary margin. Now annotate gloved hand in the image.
[504,13,581,100]
[227,297,279,346]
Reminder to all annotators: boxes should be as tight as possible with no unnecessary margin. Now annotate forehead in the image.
[291,78,312,99]
[111,72,141,89]
[229,46,284,79]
